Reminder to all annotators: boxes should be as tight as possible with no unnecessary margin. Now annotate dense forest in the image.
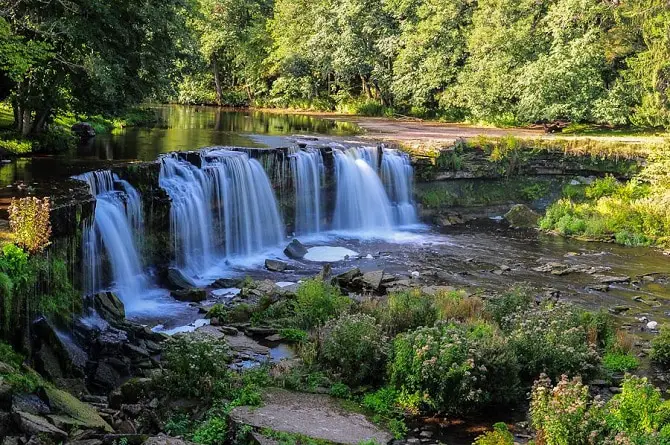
[1,0,669,135]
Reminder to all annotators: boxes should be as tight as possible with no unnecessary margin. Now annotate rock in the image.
[71,122,96,139]
[92,362,121,391]
[0,381,12,411]
[43,384,112,432]
[284,239,308,260]
[143,434,198,445]
[316,264,332,282]
[598,276,631,284]
[333,268,362,288]
[265,259,288,272]
[167,268,197,290]
[229,388,392,445]
[14,411,67,441]
[360,270,384,291]
[12,394,50,415]
[647,321,659,330]
[211,277,241,289]
[504,204,540,229]
[0,412,12,438]
[32,317,88,379]
[170,289,207,303]
[411,271,420,278]
[93,292,126,324]
[609,306,630,315]
[586,284,610,292]
[2,437,21,445]
[101,434,148,445]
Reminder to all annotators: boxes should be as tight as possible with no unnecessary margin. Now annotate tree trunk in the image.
[360,75,372,99]
[212,56,223,106]
[31,108,50,135]
[373,82,387,107]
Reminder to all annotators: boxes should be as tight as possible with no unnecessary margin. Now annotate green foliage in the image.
[602,352,639,373]
[506,302,601,381]
[161,335,231,398]
[378,289,437,335]
[8,197,51,253]
[191,415,228,445]
[531,374,670,444]
[0,342,40,392]
[389,321,520,414]
[652,326,670,367]
[485,287,532,328]
[473,423,514,445]
[329,382,351,399]
[292,279,350,329]
[361,387,408,439]
[279,328,308,343]
[318,313,387,386]
[0,137,32,154]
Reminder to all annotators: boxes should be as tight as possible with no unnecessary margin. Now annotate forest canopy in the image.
[1,0,669,131]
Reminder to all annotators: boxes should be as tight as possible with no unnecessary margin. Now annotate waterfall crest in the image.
[289,148,324,235]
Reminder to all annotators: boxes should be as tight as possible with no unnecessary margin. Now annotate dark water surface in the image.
[0,105,359,187]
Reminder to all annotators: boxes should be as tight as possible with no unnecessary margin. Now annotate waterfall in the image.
[380,149,417,226]
[159,155,215,275]
[74,171,149,306]
[333,146,417,231]
[159,149,284,275]
[333,147,394,231]
[289,148,324,234]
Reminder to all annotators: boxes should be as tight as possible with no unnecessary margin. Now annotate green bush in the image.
[361,387,408,439]
[389,321,520,415]
[0,137,33,154]
[292,279,350,329]
[652,326,670,367]
[585,175,620,199]
[602,352,639,373]
[191,415,227,445]
[473,423,514,445]
[485,286,532,328]
[506,303,600,381]
[8,196,52,254]
[162,335,231,398]
[319,313,387,386]
[379,289,436,335]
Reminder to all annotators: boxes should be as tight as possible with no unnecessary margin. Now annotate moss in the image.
[44,384,113,431]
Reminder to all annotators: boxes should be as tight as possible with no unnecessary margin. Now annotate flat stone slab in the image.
[229,388,392,445]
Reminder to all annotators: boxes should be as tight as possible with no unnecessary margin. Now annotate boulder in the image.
[167,268,197,290]
[265,259,288,272]
[333,268,362,288]
[42,384,112,432]
[71,122,96,140]
[170,289,207,303]
[284,239,308,260]
[0,411,13,438]
[504,204,540,229]
[211,278,241,289]
[13,411,67,441]
[359,270,384,291]
[93,292,126,325]
[229,388,392,445]
[32,317,87,378]
[0,381,12,411]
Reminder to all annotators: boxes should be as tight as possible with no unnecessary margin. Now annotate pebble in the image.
[411,271,420,278]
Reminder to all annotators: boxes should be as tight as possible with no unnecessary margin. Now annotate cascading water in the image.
[289,148,324,234]
[75,171,150,307]
[207,149,284,257]
[333,146,417,231]
[380,149,417,226]
[159,149,284,277]
[159,155,215,275]
[333,147,395,231]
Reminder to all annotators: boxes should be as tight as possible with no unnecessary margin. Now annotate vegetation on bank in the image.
[2,0,669,132]
[139,279,664,444]
[539,145,670,247]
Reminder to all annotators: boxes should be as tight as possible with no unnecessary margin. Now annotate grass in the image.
[0,102,13,128]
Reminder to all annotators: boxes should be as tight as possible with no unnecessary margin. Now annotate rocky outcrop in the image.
[93,292,126,325]
[284,239,308,260]
[265,259,289,272]
[166,268,197,290]
[71,122,96,140]
[170,289,207,302]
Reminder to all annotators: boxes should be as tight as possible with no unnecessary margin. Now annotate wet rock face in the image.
[71,122,96,140]
[170,288,207,303]
[265,258,289,272]
[166,268,197,290]
[93,292,126,325]
[284,239,308,260]
[504,204,540,229]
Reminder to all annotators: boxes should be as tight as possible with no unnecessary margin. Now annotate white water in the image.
[75,171,151,309]
[159,149,284,278]
[333,146,417,232]
[289,148,324,234]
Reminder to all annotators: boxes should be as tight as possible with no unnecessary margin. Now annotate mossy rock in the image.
[44,384,113,432]
[504,204,540,229]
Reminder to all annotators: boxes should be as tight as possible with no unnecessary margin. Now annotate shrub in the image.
[473,423,514,445]
[606,375,670,439]
[279,328,308,343]
[506,302,601,381]
[191,416,227,445]
[293,279,350,329]
[362,387,408,439]
[586,175,620,199]
[602,352,639,373]
[485,287,532,328]
[530,375,607,445]
[434,290,483,322]
[319,313,387,386]
[379,289,436,335]
[162,335,231,398]
[0,138,33,154]
[389,321,520,414]
[9,197,52,253]
[652,326,670,367]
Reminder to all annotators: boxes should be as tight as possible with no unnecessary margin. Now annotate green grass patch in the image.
[602,352,639,373]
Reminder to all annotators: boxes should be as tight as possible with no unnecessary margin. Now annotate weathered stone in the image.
[43,384,113,432]
[71,122,96,139]
[211,278,241,289]
[0,411,13,437]
[167,268,197,290]
[504,204,540,229]
[609,306,630,315]
[143,434,198,445]
[93,292,126,324]
[32,317,88,378]
[12,394,51,415]
[229,388,392,445]
[101,434,148,445]
[284,239,308,260]
[598,276,630,284]
[333,268,362,287]
[170,289,207,303]
[360,270,384,291]
[92,362,121,391]
[14,411,67,441]
[2,437,21,445]
[265,259,288,272]
[0,381,12,411]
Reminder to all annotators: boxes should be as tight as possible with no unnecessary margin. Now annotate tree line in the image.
[1,0,669,135]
